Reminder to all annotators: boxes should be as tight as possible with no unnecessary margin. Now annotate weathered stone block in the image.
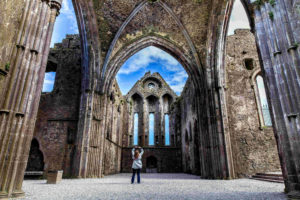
[47,171,63,184]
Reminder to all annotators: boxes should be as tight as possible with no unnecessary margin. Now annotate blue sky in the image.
[50,0,78,48]
[117,46,188,95]
[42,72,56,92]
[165,115,170,146]
[43,0,250,93]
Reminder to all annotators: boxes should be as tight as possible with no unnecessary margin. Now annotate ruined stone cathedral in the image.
[0,0,299,199]
[28,31,281,178]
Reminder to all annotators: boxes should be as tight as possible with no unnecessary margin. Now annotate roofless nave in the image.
[0,0,299,199]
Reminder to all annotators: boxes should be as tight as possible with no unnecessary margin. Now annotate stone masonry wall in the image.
[103,80,127,175]
[32,35,127,177]
[32,35,82,177]
[225,29,281,177]
[121,72,182,173]
[180,79,200,175]
[121,147,182,173]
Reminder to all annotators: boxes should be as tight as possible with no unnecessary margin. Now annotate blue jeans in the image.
[131,168,141,183]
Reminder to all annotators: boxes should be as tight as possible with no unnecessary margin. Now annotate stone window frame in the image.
[42,55,58,93]
[164,114,170,146]
[250,69,271,129]
[148,112,155,146]
[243,58,255,70]
[133,112,139,146]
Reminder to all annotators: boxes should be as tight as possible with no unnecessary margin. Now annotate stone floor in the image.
[15,173,287,200]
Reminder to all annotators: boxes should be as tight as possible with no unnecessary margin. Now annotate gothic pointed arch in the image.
[103,35,202,95]
[99,0,203,87]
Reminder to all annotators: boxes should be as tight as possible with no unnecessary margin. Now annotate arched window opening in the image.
[149,113,155,146]
[189,122,193,142]
[165,114,170,146]
[256,75,272,126]
[133,113,139,145]
[43,0,79,92]
[185,130,189,146]
[227,0,250,36]
[50,0,79,47]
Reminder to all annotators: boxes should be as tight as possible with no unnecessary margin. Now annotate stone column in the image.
[160,97,165,146]
[0,0,62,199]
[245,0,300,197]
[142,99,147,147]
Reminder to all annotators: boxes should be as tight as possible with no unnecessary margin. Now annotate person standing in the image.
[131,146,144,184]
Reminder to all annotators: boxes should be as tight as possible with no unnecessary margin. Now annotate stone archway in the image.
[103,35,202,94]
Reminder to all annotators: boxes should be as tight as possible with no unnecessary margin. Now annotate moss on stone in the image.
[5,62,10,71]
[269,0,276,7]
[268,11,274,20]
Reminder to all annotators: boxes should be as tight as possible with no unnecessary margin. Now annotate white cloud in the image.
[61,0,78,33]
[227,0,250,35]
[166,70,188,93]
[118,46,180,74]
[42,72,56,92]
[43,79,54,84]
[118,46,188,94]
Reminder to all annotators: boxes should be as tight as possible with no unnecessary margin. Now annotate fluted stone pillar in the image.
[244,0,300,197]
[0,0,62,198]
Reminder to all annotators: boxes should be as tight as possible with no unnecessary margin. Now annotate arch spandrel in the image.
[88,0,215,93]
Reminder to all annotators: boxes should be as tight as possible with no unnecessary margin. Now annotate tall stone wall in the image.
[31,35,127,177]
[121,72,182,173]
[102,80,127,175]
[180,30,281,178]
[225,29,280,177]
[121,147,182,173]
[32,35,82,177]
[124,72,178,147]
[180,80,200,175]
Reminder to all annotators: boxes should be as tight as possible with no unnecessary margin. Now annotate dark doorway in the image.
[146,156,158,173]
[26,139,44,172]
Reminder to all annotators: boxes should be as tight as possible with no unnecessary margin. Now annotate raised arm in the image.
[140,148,144,156]
[132,148,135,158]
